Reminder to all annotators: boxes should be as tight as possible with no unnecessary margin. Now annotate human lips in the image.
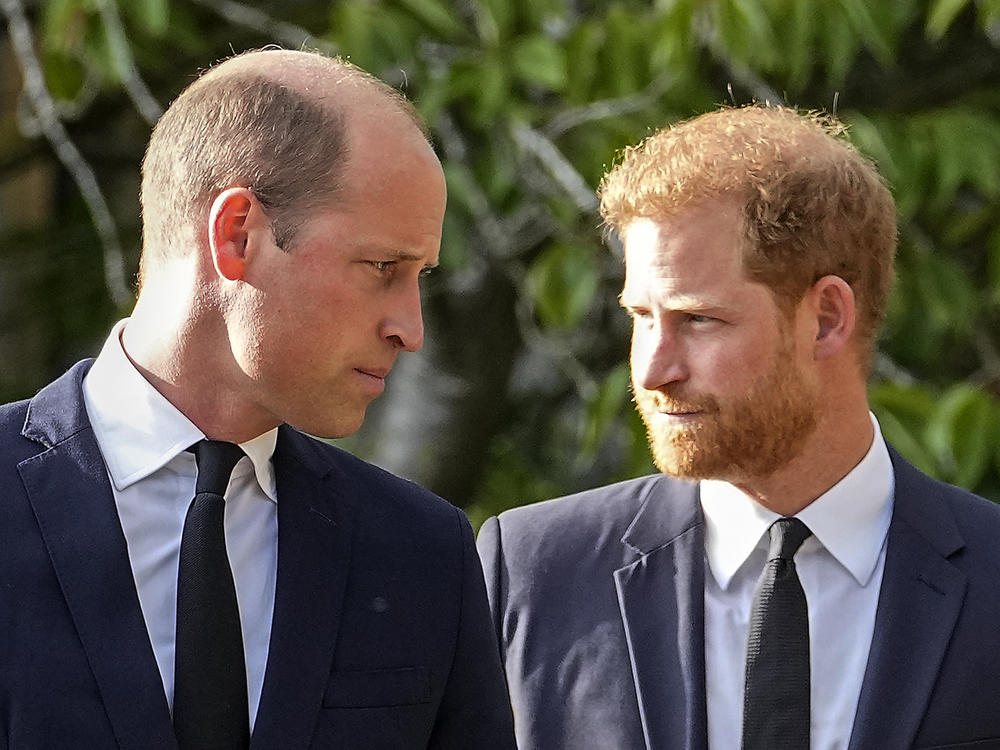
[355,366,390,391]
[356,366,390,379]
[638,390,717,420]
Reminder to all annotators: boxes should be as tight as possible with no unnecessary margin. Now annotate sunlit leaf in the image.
[822,2,862,83]
[395,0,466,40]
[127,0,169,37]
[925,384,999,488]
[564,21,602,103]
[602,3,647,96]
[837,0,894,62]
[527,242,600,328]
[870,400,940,477]
[510,34,568,92]
[582,362,632,457]
[714,0,778,70]
[926,0,973,40]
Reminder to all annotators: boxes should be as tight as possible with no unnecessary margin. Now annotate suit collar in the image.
[616,478,708,750]
[621,475,701,555]
[849,446,966,750]
[22,359,95,448]
[20,361,178,750]
[250,426,352,750]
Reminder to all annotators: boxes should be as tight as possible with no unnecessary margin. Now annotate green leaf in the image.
[843,112,898,184]
[602,3,647,96]
[821,2,862,83]
[926,0,972,40]
[581,363,632,457]
[395,0,466,40]
[837,0,894,63]
[526,242,600,328]
[871,403,940,477]
[330,3,378,71]
[564,21,603,103]
[925,384,999,488]
[42,50,87,101]
[649,0,696,72]
[510,34,568,92]
[714,0,778,70]
[778,0,815,91]
[41,0,86,53]
[438,209,470,271]
[473,0,512,43]
[448,54,509,125]
[127,0,169,37]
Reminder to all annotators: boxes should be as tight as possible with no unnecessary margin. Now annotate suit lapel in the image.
[849,449,966,750]
[250,427,352,750]
[614,479,707,750]
[19,362,177,750]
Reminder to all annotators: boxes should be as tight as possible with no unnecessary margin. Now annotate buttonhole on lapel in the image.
[309,506,336,525]
[371,596,390,613]
[917,573,946,596]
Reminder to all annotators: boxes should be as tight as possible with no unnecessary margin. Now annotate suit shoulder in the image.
[489,474,689,559]
[284,428,462,525]
[938,479,1000,544]
[891,448,1000,563]
[500,474,678,526]
[0,397,30,431]
[0,397,35,457]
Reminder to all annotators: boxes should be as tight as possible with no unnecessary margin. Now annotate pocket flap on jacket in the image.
[323,666,431,708]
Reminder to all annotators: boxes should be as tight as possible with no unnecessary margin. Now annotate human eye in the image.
[366,260,397,274]
[622,304,649,319]
[684,312,723,327]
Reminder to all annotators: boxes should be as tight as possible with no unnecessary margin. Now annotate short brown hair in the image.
[140,49,426,273]
[599,105,897,362]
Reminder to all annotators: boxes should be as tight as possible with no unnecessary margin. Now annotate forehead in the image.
[621,201,748,299]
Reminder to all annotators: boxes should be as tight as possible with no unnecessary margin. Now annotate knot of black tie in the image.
[190,439,244,496]
[766,517,812,562]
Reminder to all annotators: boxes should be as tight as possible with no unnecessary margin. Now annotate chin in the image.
[288,408,367,440]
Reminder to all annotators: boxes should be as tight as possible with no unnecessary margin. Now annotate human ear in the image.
[207,187,256,281]
[810,274,856,360]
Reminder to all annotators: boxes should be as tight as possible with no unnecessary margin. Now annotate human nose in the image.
[381,283,425,352]
[631,319,687,391]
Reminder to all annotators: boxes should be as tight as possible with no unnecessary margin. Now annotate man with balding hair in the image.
[0,49,515,749]
[479,106,1000,749]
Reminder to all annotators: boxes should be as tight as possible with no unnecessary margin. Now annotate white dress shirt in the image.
[81,319,279,727]
[701,414,894,750]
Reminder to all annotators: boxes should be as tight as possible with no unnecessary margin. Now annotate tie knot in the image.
[767,517,811,561]
[190,440,244,496]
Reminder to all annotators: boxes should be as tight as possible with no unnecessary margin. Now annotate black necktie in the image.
[742,517,812,750]
[174,440,250,750]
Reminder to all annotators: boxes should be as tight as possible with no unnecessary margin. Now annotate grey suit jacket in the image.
[478,449,1000,749]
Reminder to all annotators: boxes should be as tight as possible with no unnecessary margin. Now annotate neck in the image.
[733,394,875,516]
[122,277,278,443]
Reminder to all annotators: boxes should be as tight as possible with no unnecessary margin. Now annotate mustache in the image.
[633,385,719,414]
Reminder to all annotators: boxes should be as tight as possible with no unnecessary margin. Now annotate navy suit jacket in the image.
[478,450,1000,749]
[0,361,516,749]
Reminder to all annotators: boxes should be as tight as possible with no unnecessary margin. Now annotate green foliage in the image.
[4,0,1000,520]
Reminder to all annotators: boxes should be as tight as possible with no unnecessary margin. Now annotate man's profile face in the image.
[229,112,446,439]
[621,198,820,482]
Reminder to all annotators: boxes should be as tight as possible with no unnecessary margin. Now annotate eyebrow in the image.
[358,244,439,270]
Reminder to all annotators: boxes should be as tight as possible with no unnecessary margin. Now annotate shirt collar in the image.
[700,413,894,590]
[82,319,278,501]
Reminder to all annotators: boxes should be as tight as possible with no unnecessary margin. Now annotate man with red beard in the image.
[478,105,1000,750]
